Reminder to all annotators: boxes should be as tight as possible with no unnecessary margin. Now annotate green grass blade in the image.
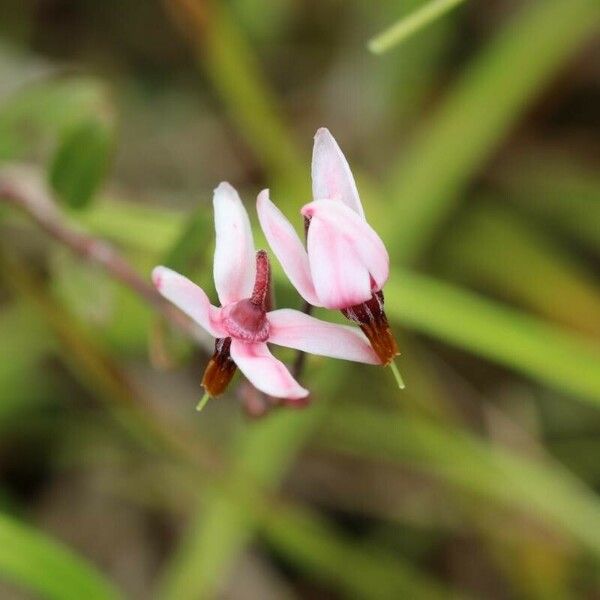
[325,407,600,557]
[438,203,600,337]
[260,505,459,600]
[494,155,600,255]
[386,270,600,407]
[158,402,331,599]
[383,0,600,263]
[368,0,467,54]
[167,0,306,196]
[0,511,120,600]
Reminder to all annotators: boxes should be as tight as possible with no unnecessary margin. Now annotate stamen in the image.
[341,291,399,365]
[201,337,237,396]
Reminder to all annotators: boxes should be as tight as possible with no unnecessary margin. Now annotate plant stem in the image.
[0,165,210,349]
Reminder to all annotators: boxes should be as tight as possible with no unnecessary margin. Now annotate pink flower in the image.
[257,128,398,364]
[152,182,378,401]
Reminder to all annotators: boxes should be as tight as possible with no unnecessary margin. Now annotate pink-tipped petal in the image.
[256,189,321,306]
[230,339,309,400]
[303,199,389,302]
[152,266,226,337]
[268,309,380,364]
[312,128,365,218]
[213,182,256,305]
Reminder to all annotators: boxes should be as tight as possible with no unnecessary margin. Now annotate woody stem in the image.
[0,165,210,349]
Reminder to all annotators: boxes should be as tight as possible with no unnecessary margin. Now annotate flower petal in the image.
[256,189,321,306]
[229,339,308,400]
[312,128,365,218]
[268,309,380,364]
[213,182,256,305]
[152,266,225,338]
[303,199,389,305]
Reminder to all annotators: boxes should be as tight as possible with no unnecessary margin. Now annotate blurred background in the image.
[0,0,599,598]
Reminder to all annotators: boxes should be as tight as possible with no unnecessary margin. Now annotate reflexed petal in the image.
[303,199,389,296]
[257,189,320,306]
[152,266,226,337]
[312,127,365,218]
[213,182,256,305]
[230,339,308,400]
[268,309,380,364]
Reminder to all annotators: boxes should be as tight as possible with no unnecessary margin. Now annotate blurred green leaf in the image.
[260,504,457,600]
[0,304,53,419]
[80,198,184,254]
[49,118,113,210]
[167,0,306,197]
[162,205,212,276]
[368,0,467,54]
[388,270,600,407]
[0,511,120,600]
[159,402,331,599]
[383,0,600,263]
[0,77,110,162]
[494,154,600,255]
[325,406,600,557]
[438,203,600,337]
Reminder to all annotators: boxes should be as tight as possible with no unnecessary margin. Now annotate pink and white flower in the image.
[152,182,378,402]
[257,128,398,364]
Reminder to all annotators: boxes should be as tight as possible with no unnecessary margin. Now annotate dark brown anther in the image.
[341,291,399,365]
[201,337,236,396]
[303,215,312,239]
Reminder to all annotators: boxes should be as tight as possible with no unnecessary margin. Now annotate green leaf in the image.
[0,511,121,600]
[158,403,332,599]
[383,0,600,263]
[260,504,458,600]
[386,270,600,407]
[437,203,600,337]
[0,77,110,162]
[49,118,113,210]
[368,0,467,54]
[494,155,600,256]
[325,407,600,557]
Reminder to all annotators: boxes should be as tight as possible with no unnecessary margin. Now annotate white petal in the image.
[256,189,321,306]
[303,213,370,309]
[152,266,226,337]
[213,182,256,305]
[303,199,389,300]
[229,340,308,400]
[268,309,380,364]
[312,127,365,218]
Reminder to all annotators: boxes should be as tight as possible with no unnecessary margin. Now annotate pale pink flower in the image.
[152,182,378,401]
[257,128,398,364]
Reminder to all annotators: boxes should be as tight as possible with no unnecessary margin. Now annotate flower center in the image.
[221,250,271,343]
[222,299,270,342]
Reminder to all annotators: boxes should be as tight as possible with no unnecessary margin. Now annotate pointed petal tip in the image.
[214,181,235,195]
[314,126,332,140]
[256,188,270,205]
[151,266,165,289]
[300,203,315,218]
